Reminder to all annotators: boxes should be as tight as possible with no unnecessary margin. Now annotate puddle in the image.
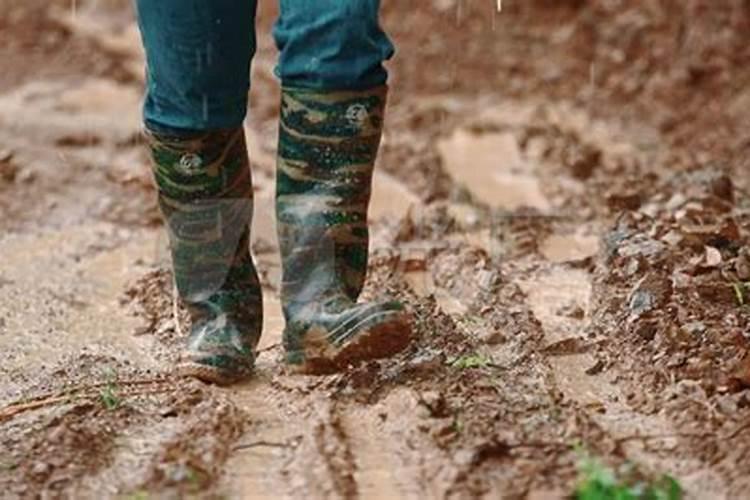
[370,170,422,221]
[0,79,141,144]
[437,129,550,211]
[540,233,600,263]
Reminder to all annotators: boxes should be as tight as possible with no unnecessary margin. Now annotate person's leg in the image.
[273,0,394,91]
[135,0,262,384]
[272,1,411,373]
[135,0,257,131]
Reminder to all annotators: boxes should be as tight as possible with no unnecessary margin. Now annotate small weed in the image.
[452,415,464,434]
[123,492,149,500]
[99,369,121,410]
[731,282,750,307]
[0,461,17,471]
[575,451,682,500]
[450,353,492,370]
[99,382,120,410]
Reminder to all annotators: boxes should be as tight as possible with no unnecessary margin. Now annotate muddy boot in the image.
[276,86,412,373]
[146,127,263,384]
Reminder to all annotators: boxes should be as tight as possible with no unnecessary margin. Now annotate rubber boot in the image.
[146,127,263,384]
[276,86,412,373]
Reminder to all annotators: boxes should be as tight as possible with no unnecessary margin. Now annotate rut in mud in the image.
[3,1,750,499]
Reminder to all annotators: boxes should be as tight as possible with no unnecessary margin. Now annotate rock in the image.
[665,192,687,211]
[617,236,665,259]
[703,246,723,268]
[479,329,507,345]
[680,219,740,248]
[681,321,706,336]
[660,229,683,246]
[629,289,655,316]
[606,189,642,211]
[628,273,672,316]
[624,257,641,276]
[31,461,50,476]
[408,349,444,373]
[633,320,658,341]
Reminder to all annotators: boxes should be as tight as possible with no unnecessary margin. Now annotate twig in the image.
[0,377,174,422]
[233,436,302,452]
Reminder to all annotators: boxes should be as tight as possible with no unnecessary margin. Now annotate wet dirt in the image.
[3,0,750,499]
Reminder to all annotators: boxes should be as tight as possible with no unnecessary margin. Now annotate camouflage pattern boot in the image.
[146,127,263,384]
[276,86,412,374]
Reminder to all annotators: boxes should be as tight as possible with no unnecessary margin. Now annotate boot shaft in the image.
[276,86,387,320]
[146,128,258,302]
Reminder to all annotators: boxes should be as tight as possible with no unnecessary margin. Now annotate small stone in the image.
[31,462,50,476]
[633,320,657,341]
[703,246,722,268]
[480,330,506,345]
[665,192,687,211]
[629,289,655,316]
[606,189,642,211]
[408,350,443,373]
[661,230,683,246]
[681,321,706,336]
[624,257,641,276]
[618,236,665,259]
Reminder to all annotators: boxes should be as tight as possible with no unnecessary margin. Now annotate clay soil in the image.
[2,1,750,498]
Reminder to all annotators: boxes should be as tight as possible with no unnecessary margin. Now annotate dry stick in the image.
[233,439,300,452]
[0,386,178,423]
[0,377,174,422]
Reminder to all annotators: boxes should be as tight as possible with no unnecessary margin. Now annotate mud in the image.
[3,1,750,499]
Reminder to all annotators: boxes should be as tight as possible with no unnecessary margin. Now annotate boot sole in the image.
[176,361,251,386]
[288,310,413,375]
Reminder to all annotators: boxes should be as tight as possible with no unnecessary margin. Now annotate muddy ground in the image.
[2,0,750,498]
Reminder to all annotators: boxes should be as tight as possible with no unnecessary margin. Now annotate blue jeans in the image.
[134,0,394,132]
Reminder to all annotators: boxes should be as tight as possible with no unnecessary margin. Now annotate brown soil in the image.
[2,1,750,498]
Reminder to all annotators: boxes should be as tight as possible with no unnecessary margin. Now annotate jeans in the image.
[134,0,394,132]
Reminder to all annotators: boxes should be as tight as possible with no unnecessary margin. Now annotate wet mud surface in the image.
[2,0,750,498]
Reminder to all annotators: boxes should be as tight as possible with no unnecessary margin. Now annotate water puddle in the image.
[437,129,550,211]
[540,233,600,263]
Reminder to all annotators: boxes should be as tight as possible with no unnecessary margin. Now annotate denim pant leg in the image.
[273,0,395,91]
[134,0,258,132]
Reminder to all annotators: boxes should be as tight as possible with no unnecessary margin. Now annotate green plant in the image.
[575,452,682,500]
[0,460,17,471]
[123,492,149,500]
[450,353,492,370]
[99,369,121,411]
[732,282,750,307]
